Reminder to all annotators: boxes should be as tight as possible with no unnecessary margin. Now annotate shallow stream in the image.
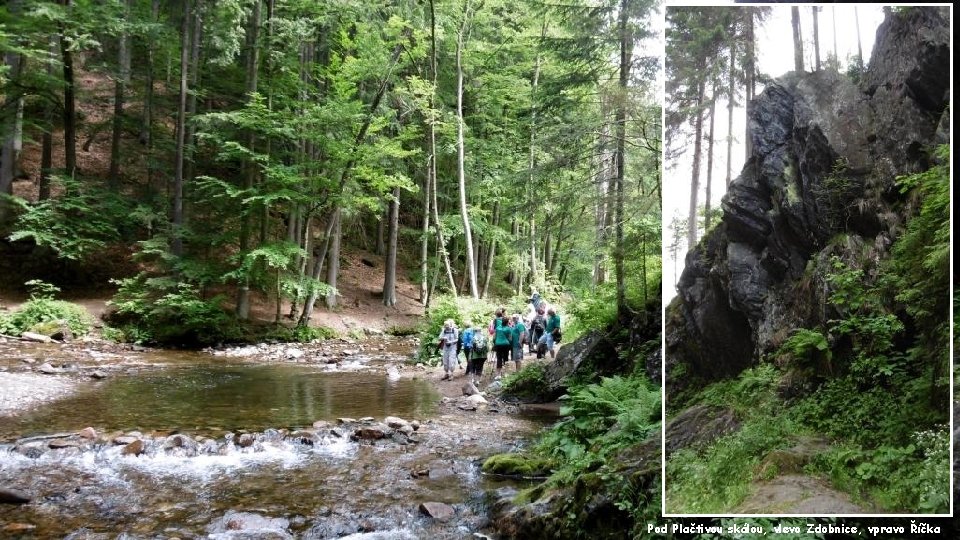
[0,341,547,539]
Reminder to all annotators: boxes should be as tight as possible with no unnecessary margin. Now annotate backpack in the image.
[472,331,488,354]
[552,327,562,343]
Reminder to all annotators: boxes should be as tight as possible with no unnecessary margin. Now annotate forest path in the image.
[735,474,870,514]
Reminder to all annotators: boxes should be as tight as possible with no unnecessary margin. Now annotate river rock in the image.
[207,510,292,540]
[466,394,488,405]
[165,433,199,454]
[0,488,30,504]
[419,501,455,521]
[398,424,414,436]
[77,427,97,439]
[237,433,256,448]
[312,420,331,430]
[336,418,356,424]
[353,425,387,440]
[384,416,409,429]
[286,431,319,445]
[427,468,455,481]
[90,370,108,380]
[410,420,420,431]
[462,381,480,396]
[21,331,54,343]
[48,439,80,449]
[359,417,375,423]
[14,443,45,459]
[122,439,146,456]
[457,401,476,411]
[112,435,136,445]
[37,362,60,374]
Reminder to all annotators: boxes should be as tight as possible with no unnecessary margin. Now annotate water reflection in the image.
[3,364,439,439]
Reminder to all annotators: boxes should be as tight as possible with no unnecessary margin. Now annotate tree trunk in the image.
[791,7,803,73]
[236,0,262,319]
[854,7,863,67]
[704,78,717,231]
[480,200,498,298]
[455,0,479,299]
[184,9,203,185]
[812,7,821,71]
[383,187,400,306]
[60,0,77,178]
[613,0,630,316]
[832,7,838,64]
[527,21,546,289]
[171,0,191,258]
[0,49,20,207]
[725,34,735,189]
[419,169,431,304]
[324,210,341,308]
[108,0,132,190]
[744,8,755,161]
[687,77,705,250]
[299,215,336,325]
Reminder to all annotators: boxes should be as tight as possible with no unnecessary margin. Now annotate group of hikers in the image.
[436,291,561,383]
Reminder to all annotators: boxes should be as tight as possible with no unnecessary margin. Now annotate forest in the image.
[1,1,665,538]
[0,0,660,347]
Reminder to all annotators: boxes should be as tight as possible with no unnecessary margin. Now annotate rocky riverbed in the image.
[0,336,553,538]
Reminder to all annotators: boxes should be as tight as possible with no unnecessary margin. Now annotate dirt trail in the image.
[735,474,870,514]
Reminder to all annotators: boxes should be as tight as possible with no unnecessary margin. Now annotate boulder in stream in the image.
[77,427,97,440]
[207,510,292,540]
[21,332,54,343]
[121,439,146,456]
[384,416,409,429]
[36,362,60,374]
[0,487,30,504]
[353,425,388,440]
[418,501,455,521]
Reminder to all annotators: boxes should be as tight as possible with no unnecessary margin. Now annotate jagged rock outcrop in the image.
[666,8,949,403]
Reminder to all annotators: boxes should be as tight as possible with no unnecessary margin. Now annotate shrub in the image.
[0,280,93,337]
[109,276,239,347]
[501,363,547,399]
[261,324,338,343]
[666,413,798,513]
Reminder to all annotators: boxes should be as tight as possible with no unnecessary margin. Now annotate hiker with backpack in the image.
[537,307,561,360]
[437,319,459,380]
[529,307,547,358]
[461,321,475,375]
[468,324,489,384]
[511,313,527,372]
[493,313,513,380]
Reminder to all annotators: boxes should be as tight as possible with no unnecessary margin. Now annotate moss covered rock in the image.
[482,453,554,478]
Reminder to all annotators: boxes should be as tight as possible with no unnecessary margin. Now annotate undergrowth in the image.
[0,280,93,337]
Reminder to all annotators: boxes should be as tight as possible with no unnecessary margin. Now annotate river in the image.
[0,337,550,538]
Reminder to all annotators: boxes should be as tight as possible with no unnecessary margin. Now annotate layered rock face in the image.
[666,8,949,400]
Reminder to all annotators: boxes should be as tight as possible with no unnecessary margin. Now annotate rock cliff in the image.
[666,7,949,403]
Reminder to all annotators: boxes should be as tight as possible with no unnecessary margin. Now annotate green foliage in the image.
[109,276,238,347]
[262,325,338,343]
[536,375,660,483]
[698,363,781,416]
[5,177,143,260]
[666,413,798,513]
[808,425,948,513]
[501,362,547,398]
[481,453,555,477]
[385,325,418,337]
[0,297,93,338]
[889,145,950,389]
[565,283,617,338]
